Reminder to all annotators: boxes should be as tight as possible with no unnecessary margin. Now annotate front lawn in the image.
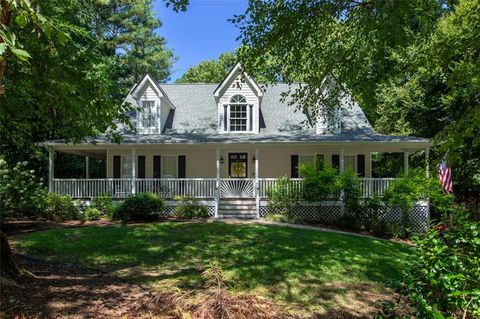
[12,221,413,315]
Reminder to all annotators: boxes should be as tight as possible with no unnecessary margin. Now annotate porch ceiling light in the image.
[220,156,224,164]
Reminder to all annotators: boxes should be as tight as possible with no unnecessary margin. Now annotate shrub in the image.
[299,163,340,203]
[404,210,480,318]
[112,192,165,222]
[92,194,115,216]
[337,170,363,230]
[44,193,80,221]
[266,176,299,217]
[83,207,101,221]
[0,159,47,220]
[174,196,209,218]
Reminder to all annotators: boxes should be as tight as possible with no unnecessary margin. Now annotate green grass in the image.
[13,222,413,312]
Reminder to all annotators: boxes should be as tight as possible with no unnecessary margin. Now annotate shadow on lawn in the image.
[16,221,411,313]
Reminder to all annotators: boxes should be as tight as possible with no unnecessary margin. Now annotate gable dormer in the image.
[315,77,344,135]
[214,63,263,133]
[130,74,174,134]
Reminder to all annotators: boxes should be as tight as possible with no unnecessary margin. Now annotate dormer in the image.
[130,74,174,134]
[315,77,343,134]
[214,63,263,134]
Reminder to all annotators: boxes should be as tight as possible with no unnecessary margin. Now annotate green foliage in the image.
[176,52,237,83]
[112,193,165,222]
[266,175,299,217]
[404,210,480,318]
[0,158,47,220]
[173,196,209,219]
[92,194,115,217]
[82,207,101,221]
[299,163,340,203]
[44,193,79,221]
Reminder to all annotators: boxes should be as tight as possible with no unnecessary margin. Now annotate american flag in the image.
[438,158,453,193]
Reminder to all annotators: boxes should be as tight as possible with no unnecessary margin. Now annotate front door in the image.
[228,153,248,178]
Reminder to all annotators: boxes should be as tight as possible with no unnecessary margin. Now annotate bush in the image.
[174,196,209,218]
[92,194,115,216]
[299,163,340,203]
[266,176,299,217]
[112,192,165,222]
[44,193,80,221]
[403,210,480,318]
[0,159,47,220]
[83,207,101,221]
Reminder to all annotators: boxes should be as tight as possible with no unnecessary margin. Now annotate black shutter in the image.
[316,154,325,171]
[357,154,365,177]
[113,156,121,178]
[138,156,145,178]
[178,155,186,178]
[291,155,299,178]
[153,156,161,178]
[332,155,340,171]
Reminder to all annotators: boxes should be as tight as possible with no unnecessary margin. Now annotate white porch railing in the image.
[53,177,396,199]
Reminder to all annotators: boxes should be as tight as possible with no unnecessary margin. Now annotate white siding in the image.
[218,70,260,134]
[160,98,170,132]
[106,146,372,178]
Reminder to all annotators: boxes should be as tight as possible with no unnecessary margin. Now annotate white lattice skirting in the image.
[259,200,430,233]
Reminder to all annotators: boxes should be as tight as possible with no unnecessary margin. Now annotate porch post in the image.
[425,147,430,178]
[215,148,220,218]
[255,148,259,218]
[85,156,90,179]
[48,148,54,192]
[131,148,136,195]
[340,147,345,173]
[403,152,409,175]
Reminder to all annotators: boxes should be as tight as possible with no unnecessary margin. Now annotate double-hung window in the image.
[229,95,248,132]
[141,100,157,129]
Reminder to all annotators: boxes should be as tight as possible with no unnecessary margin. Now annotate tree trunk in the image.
[0,230,20,279]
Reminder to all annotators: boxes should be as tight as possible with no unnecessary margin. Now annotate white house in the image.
[43,63,431,223]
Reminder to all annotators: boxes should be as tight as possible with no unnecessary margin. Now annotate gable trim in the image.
[131,74,175,110]
[213,62,263,100]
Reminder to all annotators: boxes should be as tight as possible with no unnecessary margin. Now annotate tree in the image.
[94,0,175,87]
[234,0,478,207]
[176,52,236,83]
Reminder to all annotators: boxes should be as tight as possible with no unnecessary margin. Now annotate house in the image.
[44,63,431,225]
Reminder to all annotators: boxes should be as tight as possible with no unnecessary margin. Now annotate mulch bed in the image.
[0,220,119,236]
[0,254,153,319]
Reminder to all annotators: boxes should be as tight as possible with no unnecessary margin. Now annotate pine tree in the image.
[95,0,175,87]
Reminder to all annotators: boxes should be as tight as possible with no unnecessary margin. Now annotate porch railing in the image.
[53,177,396,199]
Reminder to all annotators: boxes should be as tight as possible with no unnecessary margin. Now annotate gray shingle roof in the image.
[45,83,430,145]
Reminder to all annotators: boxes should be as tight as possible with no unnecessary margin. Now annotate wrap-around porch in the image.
[47,142,431,218]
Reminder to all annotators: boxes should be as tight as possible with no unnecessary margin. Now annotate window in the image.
[344,155,356,172]
[121,156,132,178]
[298,155,315,177]
[229,95,248,132]
[141,101,157,129]
[162,156,177,178]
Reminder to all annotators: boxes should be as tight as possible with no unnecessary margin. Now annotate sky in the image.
[154,0,248,82]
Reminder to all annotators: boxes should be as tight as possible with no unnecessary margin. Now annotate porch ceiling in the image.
[56,149,107,159]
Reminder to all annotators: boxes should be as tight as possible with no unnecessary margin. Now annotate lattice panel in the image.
[162,205,216,217]
[260,201,429,233]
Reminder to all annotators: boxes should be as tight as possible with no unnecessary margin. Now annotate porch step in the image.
[218,198,257,219]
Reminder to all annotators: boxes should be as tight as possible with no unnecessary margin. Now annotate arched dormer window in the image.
[228,95,251,132]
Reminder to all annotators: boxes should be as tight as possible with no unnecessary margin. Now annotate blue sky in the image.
[154,0,248,82]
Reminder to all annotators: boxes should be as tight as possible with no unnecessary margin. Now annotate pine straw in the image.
[137,261,295,319]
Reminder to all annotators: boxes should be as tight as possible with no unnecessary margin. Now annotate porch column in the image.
[215,148,220,218]
[340,147,345,173]
[85,156,90,179]
[403,152,409,175]
[425,147,430,178]
[131,148,136,194]
[48,148,54,192]
[255,148,259,218]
